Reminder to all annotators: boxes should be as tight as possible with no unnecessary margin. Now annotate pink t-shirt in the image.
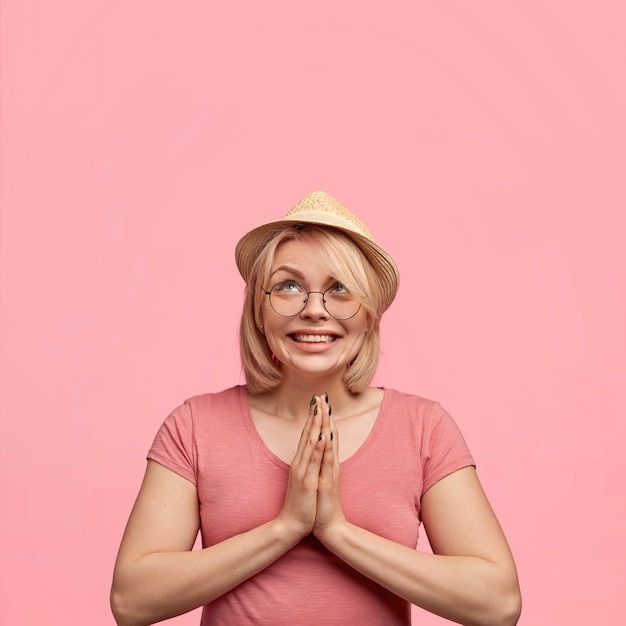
[148,386,475,625]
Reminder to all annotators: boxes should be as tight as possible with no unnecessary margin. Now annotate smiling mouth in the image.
[291,334,336,343]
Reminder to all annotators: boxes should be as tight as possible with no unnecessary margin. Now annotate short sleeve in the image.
[147,401,197,485]
[421,401,475,494]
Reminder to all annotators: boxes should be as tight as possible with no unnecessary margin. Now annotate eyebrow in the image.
[269,265,307,280]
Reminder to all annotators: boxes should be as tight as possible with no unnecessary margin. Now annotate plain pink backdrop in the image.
[1,1,624,624]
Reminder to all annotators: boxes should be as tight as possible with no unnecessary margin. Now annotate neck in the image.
[252,374,359,421]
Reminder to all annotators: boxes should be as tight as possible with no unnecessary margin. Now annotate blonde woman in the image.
[111,191,521,625]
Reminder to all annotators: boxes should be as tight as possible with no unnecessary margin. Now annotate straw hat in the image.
[235,190,399,312]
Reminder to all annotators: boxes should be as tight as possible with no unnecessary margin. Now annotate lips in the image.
[291,334,336,343]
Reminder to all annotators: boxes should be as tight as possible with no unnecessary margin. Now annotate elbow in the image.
[477,559,522,626]
[484,587,522,626]
[464,576,521,626]
[110,587,131,626]
[505,589,522,626]
[110,585,148,626]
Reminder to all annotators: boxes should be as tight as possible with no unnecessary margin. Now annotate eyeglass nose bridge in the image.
[300,289,329,315]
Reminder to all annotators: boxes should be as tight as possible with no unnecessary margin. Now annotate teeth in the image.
[293,334,335,343]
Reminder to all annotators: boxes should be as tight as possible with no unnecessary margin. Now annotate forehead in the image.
[272,238,317,263]
[270,239,330,278]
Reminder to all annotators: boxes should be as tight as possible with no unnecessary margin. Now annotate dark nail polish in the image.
[324,391,329,404]
[310,394,316,406]
[314,405,318,416]
[329,404,332,416]
[318,432,323,441]
[330,431,334,441]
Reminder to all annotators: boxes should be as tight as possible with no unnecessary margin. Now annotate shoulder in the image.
[182,385,246,411]
[160,385,247,431]
[379,388,469,448]
[381,387,445,419]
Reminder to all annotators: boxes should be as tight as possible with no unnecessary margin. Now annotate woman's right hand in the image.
[276,394,327,539]
[111,394,335,626]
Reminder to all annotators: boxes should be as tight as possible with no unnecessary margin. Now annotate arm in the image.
[111,396,327,626]
[314,422,521,626]
[110,461,301,626]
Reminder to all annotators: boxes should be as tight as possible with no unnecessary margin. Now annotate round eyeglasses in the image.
[263,280,362,320]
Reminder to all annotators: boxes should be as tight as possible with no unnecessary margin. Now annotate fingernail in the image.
[318,432,323,441]
[324,391,329,404]
[310,394,316,406]
[329,404,332,416]
[330,431,334,441]
[314,405,318,416]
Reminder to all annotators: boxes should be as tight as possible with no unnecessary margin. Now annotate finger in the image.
[323,415,338,465]
[328,411,337,450]
[321,419,339,485]
[304,396,328,478]
[317,431,339,513]
[320,391,332,439]
[292,395,324,467]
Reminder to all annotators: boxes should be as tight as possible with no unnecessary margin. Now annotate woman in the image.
[111,190,521,625]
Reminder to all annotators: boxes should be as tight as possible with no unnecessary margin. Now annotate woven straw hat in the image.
[235,190,399,312]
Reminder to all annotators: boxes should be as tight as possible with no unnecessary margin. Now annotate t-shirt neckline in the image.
[238,385,391,472]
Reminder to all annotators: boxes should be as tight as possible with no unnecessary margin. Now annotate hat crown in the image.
[234,190,399,312]
[283,190,374,241]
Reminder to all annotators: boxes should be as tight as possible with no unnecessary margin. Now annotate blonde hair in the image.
[239,225,386,393]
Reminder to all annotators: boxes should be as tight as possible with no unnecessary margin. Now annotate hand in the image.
[313,394,346,542]
[276,394,326,540]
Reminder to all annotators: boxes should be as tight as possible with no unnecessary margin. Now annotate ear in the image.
[255,305,265,334]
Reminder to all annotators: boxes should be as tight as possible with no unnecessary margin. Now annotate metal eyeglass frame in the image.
[263,282,362,320]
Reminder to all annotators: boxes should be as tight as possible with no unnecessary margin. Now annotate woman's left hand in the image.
[312,395,346,541]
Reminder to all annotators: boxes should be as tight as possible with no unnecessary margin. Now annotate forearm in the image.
[320,522,521,626]
[111,517,300,626]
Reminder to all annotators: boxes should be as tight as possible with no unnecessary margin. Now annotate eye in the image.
[329,281,349,294]
[274,280,303,293]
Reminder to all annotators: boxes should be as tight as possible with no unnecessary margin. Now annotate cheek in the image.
[259,315,283,350]
[347,323,368,351]
[257,299,272,330]
[359,310,373,333]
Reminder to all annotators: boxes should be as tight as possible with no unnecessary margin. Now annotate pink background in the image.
[1,2,624,624]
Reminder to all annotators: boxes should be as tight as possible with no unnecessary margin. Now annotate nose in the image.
[300,290,329,319]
